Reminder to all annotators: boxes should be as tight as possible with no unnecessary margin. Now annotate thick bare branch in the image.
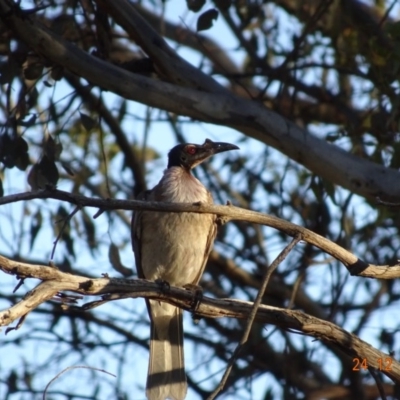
[1,0,400,202]
[0,254,399,384]
[95,0,226,93]
[0,189,398,279]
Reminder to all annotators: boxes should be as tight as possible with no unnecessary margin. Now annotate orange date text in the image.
[352,357,392,371]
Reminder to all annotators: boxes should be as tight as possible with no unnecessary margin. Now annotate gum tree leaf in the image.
[82,209,96,250]
[79,112,96,132]
[26,87,39,109]
[15,151,30,171]
[186,0,205,12]
[29,210,43,251]
[197,8,219,31]
[214,0,231,11]
[56,205,75,259]
[50,65,64,81]
[39,155,59,187]
[0,59,18,84]
[0,133,29,170]
[28,155,59,189]
[61,161,75,176]
[27,164,41,190]
[23,63,43,80]
[44,135,63,161]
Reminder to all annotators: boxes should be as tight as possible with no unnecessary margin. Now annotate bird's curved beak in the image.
[202,139,239,156]
[202,138,239,156]
[186,138,239,169]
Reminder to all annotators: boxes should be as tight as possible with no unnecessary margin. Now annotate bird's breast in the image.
[137,167,216,285]
[158,167,211,203]
[140,211,215,285]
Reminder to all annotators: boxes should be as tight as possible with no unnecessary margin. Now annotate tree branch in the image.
[1,0,400,201]
[94,0,226,93]
[0,188,399,279]
[0,254,399,384]
[64,72,146,196]
[208,234,302,399]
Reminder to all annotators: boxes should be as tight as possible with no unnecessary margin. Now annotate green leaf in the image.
[186,0,205,12]
[44,135,63,161]
[15,151,29,171]
[0,59,18,84]
[385,21,400,40]
[214,0,231,11]
[39,155,59,186]
[23,63,43,80]
[27,155,59,189]
[26,87,39,109]
[79,112,96,132]
[27,164,41,190]
[14,136,29,170]
[82,209,96,250]
[29,210,42,251]
[390,142,400,169]
[50,65,64,81]
[61,161,75,176]
[197,8,219,31]
[0,133,16,168]
[118,100,127,121]
[55,205,75,258]
[0,134,29,170]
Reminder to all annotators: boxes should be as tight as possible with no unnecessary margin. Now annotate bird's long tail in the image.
[146,300,187,400]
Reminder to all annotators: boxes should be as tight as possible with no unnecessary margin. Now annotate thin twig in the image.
[368,366,387,400]
[288,268,306,310]
[376,196,400,207]
[43,365,116,400]
[378,0,397,28]
[207,234,302,399]
[51,205,80,259]
[98,112,112,197]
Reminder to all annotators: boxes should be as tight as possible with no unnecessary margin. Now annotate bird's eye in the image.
[185,146,196,155]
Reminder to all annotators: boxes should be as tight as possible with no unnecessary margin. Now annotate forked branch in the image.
[0,254,399,384]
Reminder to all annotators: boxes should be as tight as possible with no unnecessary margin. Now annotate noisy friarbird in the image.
[132,139,238,400]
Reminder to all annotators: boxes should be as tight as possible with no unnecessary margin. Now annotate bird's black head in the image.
[167,139,239,170]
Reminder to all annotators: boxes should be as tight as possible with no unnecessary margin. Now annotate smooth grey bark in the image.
[1,0,400,201]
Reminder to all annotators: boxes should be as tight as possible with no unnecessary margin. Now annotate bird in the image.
[132,139,239,400]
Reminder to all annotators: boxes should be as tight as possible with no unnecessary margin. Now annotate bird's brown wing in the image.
[193,217,217,285]
[193,192,218,285]
[131,189,152,280]
[132,189,187,400]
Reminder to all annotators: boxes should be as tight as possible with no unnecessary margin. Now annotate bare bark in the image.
[95,0,227,93]
[1,254,399,385]
[0,188,399,279]
[1,0,400,201]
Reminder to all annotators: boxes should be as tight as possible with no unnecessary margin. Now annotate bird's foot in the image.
[216,200,233,225]
[183,284,203,324]
[216,216,229,226]
[155,278,170,293]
